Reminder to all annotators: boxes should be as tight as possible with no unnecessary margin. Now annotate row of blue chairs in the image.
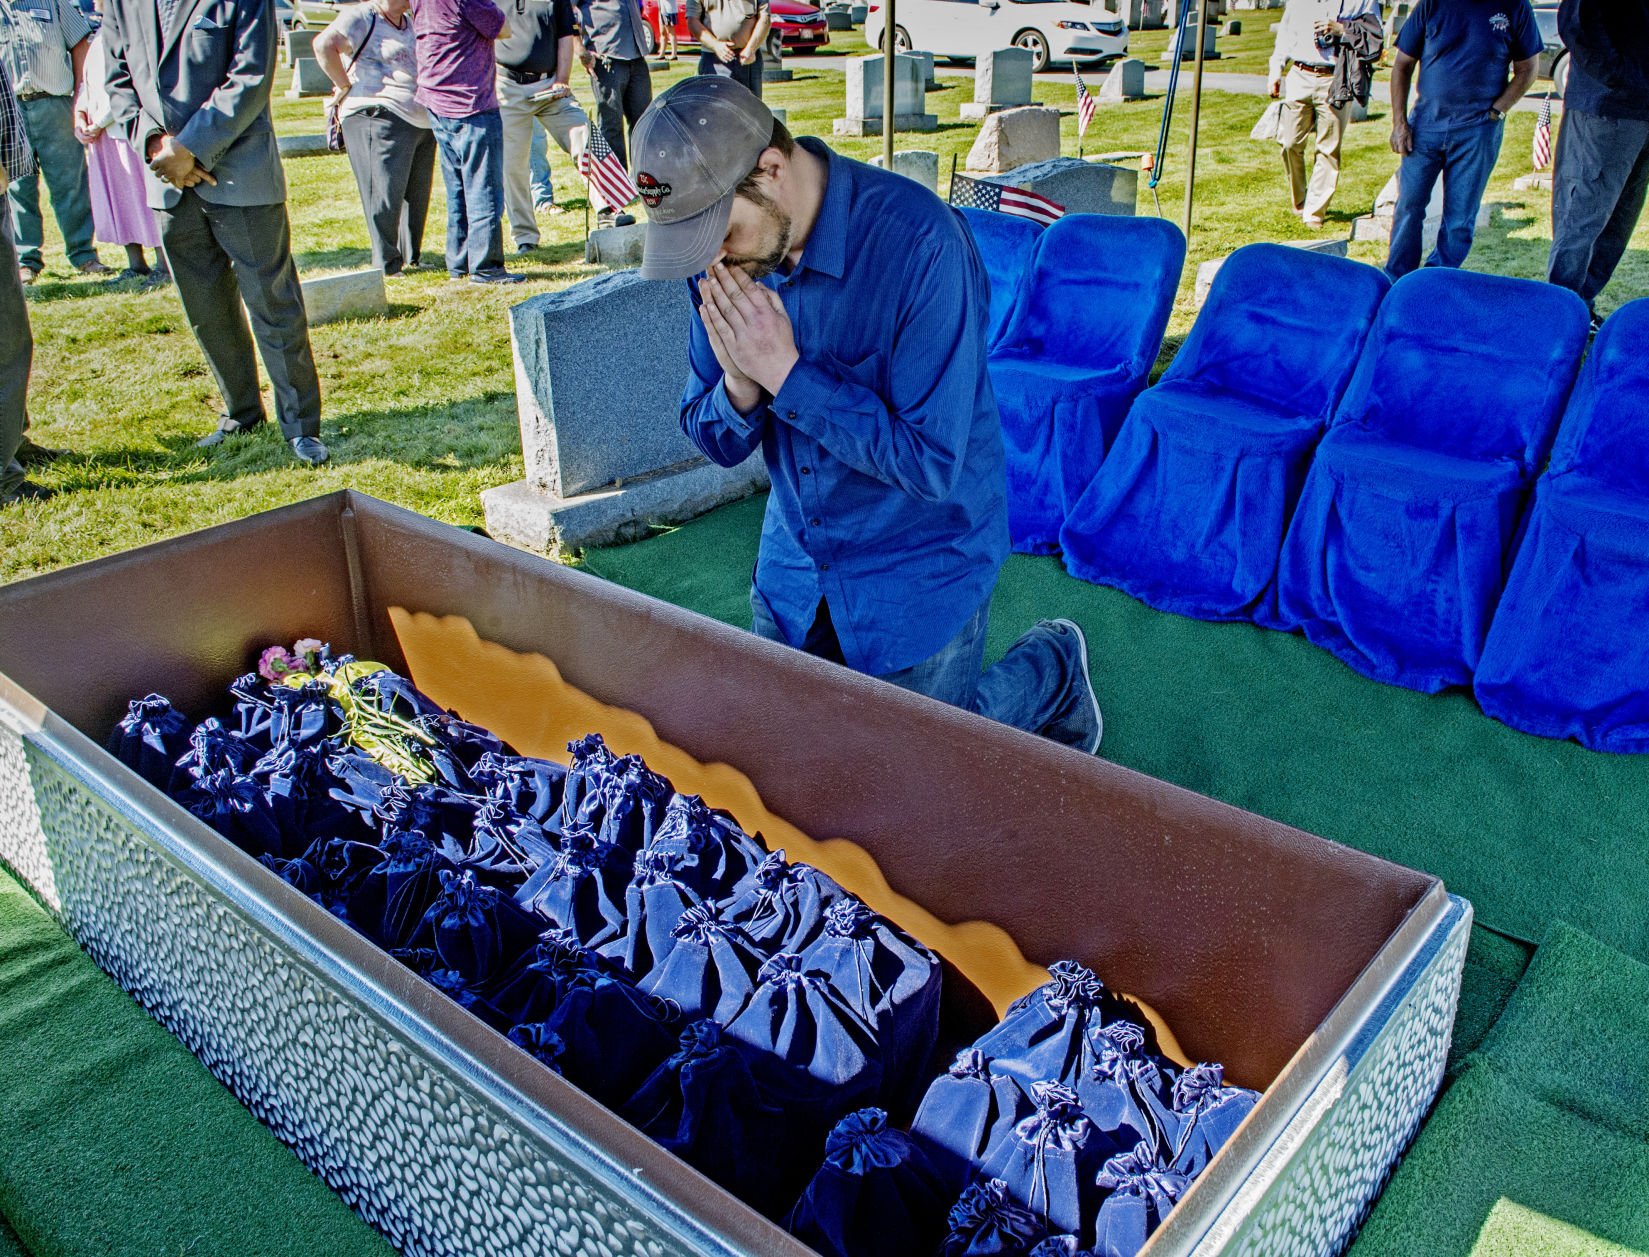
[957,216,1649,754]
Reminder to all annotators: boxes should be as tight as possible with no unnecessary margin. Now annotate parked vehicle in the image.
[865,0,1127,73]
[640,0,830,56]
[1532,2,1567,98]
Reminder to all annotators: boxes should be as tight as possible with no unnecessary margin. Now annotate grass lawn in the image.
[8,35,1646,583]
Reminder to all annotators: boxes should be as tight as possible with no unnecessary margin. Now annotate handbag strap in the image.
[346,10,377,76]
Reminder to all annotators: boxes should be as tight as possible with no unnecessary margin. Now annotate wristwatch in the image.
[1488,107,1506,121]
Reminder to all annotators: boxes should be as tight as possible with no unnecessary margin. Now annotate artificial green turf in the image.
[1470,1200,1647,1257]
[1449,929,1533,1076]
[579,495,1649,970]
[0,1217,27,1257]
[0,865,395,1257]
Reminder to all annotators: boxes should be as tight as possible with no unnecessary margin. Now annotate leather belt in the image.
[1292,61,1334,75]
[17,89,59,101]
[501,66,553,84]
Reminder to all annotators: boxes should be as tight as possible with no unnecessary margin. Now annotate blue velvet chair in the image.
[1059,244,1390,623]
[1274,269,1590,692]
[989,215,1187,555]
[1476,298,1649,751]
[956,206,1043,350]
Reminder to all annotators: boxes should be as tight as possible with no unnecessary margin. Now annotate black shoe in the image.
[1,480,55,505]
[289,436,330,466]
[470,268,526,285]
[196,421,262,448]
[77,259,114,276]
[15,436,66,466]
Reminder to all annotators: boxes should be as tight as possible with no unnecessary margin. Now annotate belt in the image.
[16,89,61,101]
[501,66,554,84]
[1292,61,1334,75]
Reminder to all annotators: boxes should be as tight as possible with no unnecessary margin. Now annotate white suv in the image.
[866,0,1128,73]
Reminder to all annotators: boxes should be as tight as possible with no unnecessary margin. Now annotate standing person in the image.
[636,78,1104,753]
[315,0,437,276]
[1267,0,1384,228]
[1386,0,1541,278]
[685,0,766,96]
[572,0,649,224]
[1,59,46,504]
[657,0,677,60]
[1546,0,1649,327]
[0,0,107,282]
[411,0,525,282]
[73,5,164,280]
[101,0,329,464]
[494,0,588,253]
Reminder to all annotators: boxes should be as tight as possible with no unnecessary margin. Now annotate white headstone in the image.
[284,27,318,62]
[834,54,937,135]
[301,269,388,324]
[964,106,1061,174]
[286,57,331,98]
[870,148,941,192]
[1100,58,1147,101]
[960,47,1036,120]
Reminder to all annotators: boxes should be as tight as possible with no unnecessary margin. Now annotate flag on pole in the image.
[947,173,1066,226]
[1532,94,1553,171]
[573,123,639,213]
[1074,67,1098,139]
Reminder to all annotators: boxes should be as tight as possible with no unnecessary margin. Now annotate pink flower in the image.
[258,646,298,684]
[292,638,325,667]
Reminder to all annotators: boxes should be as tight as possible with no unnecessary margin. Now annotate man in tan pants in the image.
[1268,0,1380,227]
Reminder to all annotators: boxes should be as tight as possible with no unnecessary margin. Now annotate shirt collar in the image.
[789,135,850,281]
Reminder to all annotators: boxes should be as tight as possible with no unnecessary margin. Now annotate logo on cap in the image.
[637,172,672,207]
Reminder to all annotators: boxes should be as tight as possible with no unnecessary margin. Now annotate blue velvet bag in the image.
[1075,1022,1164,1162]
[415,868,542,987]
[910,1048,1034,1195]
[314,836,389,924]
[717,851,848,955]
[786,1107,950,1257]
[1027,1238,1087,1257]
[978,1082,1105,1243]
[554,734,620,834]
[463,798,555,888]
[107,694,194,789]
[639,902,763,1024]
[725,952,883,1129]
[514,824,633,947]
[355,829,456,950]
[250,742,368,858]
[537,968,680,1107]
[481,928,603,1027]
[178,764,286,857]
[942,1178,1049,1257]
[1089,1143,1191,1257]
[799,898,942,1108]
[1163,1063,1257,1177]
[227,672,283,745]
[591,753,675,853]
[169,716,255,796]
[266,680,341,750]
[620,1019,790,1216]
[258,844,327,900]
[506,1021,567,1073]
[643,793,768,899]
[427,965,490,1018]
[603,845,706,979]
[972,962,1151,1091]
[470,751,568,825]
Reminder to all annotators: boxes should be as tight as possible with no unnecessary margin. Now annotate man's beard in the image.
[724,188,793,281]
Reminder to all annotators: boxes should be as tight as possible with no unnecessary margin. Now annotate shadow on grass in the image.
[24,271,171,304]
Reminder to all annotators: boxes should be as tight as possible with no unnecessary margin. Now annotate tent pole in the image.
[1182,0,1209,240]
[882,0,896,170]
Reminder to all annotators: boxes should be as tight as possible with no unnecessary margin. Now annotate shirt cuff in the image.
[711,376,764,441]
[769,358,842,435]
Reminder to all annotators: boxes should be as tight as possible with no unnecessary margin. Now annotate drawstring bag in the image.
[355,829,455,950]
[169,716,254,795]
[251,742,368,858]
[798,898,942,1108]
[481,928,604,1028]
[553,733,621,836]
[640,901,763,1025]
[786,1107,950,1257]
[1074,1021,1161,1163]
[538,968,680,1107]
[1163,1063,1258,1177]
[415,868,541,987]
[910,1049,1033,1195]
[604,845,708,979]
[179,763,285,857]
[620,1020,790,1215]
[514,823,632,946]
[266,680,340,750]
[717,850,848,955]
[978,1082,1105,1243]
[972,961,1152,1091]
[471,751,567,826]
[941,1178,1049,1257]
[643,792,768,897]
[593,753,675,853]
[427,965,488,1018]
[107,694,193,789]
[464,798,555,887]
[506,1021,567,1073]
[1089,1143,1191,1257]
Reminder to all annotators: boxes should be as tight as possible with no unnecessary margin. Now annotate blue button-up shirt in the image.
[680,137,1009,677]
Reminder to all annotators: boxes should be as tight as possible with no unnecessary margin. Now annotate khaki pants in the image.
[497,74,590,249]
[1279,66,1349,218]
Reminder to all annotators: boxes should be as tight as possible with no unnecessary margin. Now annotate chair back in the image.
[1165,243,1390,420]
[957,206,1044,349]
[1331,269,1590,470]
[1546,297,1649,496]
[993,214,1187,380]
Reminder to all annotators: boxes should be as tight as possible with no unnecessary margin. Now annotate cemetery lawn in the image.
[9,52,1647,583]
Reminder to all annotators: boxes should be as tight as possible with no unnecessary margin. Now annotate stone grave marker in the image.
[301,269,388,323]
[850,2,867,21]
[585,223,646,267]
[826,7,853,29]
[964,106,1060,174]
[1123,0,1168,27]
[834,53,937,136]
[986,156,1138,215]
[482,272,769,555]
[1100,58,1146,101]
[1194,236,1346,307]
[284,27,318,63]
[763,29,792,81]
[908,49,937,89]
[960,47,1037,120]
[1227,18,1242,34]
[287,57,331,97]
[869,148,940,192]
[1162,20,1219,60]
[1351,170,1491,250]
[278,134,331,158]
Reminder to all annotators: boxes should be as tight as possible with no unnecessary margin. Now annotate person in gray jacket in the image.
[101,0,328,463]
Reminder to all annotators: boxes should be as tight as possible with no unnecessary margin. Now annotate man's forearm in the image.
[742,8,769,53]
[1494,58,1539,113]
[70,34,89,92]
[1389,58,1414,122]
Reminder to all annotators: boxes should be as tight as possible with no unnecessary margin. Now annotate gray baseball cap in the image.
[630,77,775,281]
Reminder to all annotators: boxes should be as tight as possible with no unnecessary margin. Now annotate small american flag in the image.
[948,173,1066,226]
[1532,94,1553,171]
[1074,67,1097,139]
[574,124,638,213]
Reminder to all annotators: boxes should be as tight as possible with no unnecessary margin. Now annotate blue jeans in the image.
[750,590,1093,747]
[429,108,506,276]
[10,94,97,271]
[529,126,554,205]
[1386,116,1504,279]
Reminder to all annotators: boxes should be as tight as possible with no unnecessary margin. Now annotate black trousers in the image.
[341,107,437,276]
[588,55,652,167]
[156,191,322,440]
[1548,108,1649,312]
[0,192,31,500]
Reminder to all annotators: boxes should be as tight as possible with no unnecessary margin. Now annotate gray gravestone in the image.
[284,27,318,63]
[301,269,388,323]
[908,49,937,89]
[1226,18,1242,33]
[834,53,937,135]
[584,223,646,267]
[870,148,940,192]
[960,47,1037,120]
[1194,236,1346,307]
[770,106,788,125]
[1100,58,1146,101]
[1162,21,1219,60]
[986,156,1138,215]
[763,29,791,81]
[287,57,331,97]
[1351,170,1491,248]
[1123,0,1167,26]
[850,3,867,21]
[964,106,1061,174]
[826,7,853,29]
[278,133,331,158]
[481,272,768,555]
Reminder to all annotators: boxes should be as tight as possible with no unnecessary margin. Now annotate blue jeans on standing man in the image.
[10,94,97,272]
[529,125,554,207]
[1386,115,1504,278]
[428,107,507,277]
[750,588,1101,751]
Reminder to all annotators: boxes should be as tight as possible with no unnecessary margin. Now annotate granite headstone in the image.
[964,107,1062,174]
[985,156,1138,215]
[834,53,937,135]
[960,47,1037,120]
[1100,58,1146,101]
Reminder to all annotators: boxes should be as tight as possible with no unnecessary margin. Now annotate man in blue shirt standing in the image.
[628,77,1102,753]
[1386,0,1542,277]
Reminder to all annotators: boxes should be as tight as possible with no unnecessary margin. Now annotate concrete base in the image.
[286,56,331,98]
[959,100,1041,121]
[278,134,331,158]
[301,268,388,323]
[1350,201,1493,248]
[1195,236,1347,307]
[1514,171,1552,191]
[481,458,769,556]
[832,113,939,136]
[763,66,794,82]
[585,223,646,267]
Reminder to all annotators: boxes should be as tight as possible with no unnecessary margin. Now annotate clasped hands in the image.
[698,262,798,414]
[146,132,217,187]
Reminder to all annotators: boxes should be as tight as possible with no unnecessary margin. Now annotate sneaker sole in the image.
[1048,617,1103,754]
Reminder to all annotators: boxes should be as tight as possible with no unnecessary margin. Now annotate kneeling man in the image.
[632,78,1103,753]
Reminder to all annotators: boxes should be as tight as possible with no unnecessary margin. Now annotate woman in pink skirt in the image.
[72,12,166,280]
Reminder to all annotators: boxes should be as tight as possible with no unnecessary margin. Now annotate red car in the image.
[640,0,831,55]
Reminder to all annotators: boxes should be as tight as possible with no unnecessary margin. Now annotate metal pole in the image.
[882,0,896,171]
[1182,0,1209,240]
